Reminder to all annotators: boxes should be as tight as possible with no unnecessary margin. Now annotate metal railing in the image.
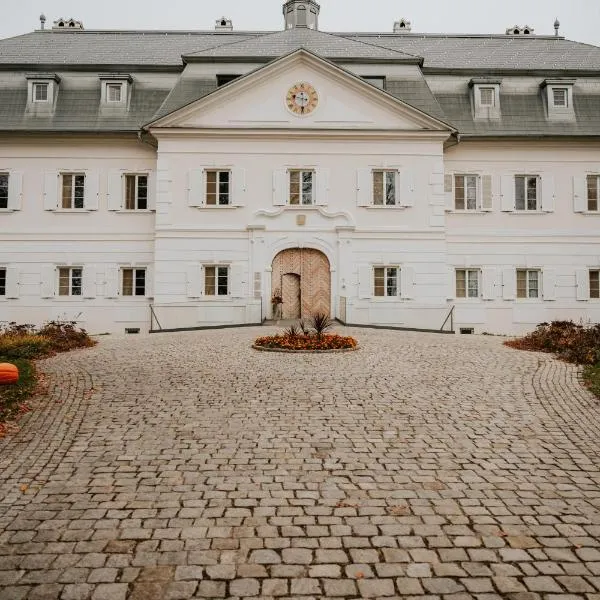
[440,305,455,333]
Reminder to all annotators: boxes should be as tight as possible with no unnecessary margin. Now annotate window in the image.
[515,176,539,211]
[289,170,313,205]
[587,175,599,211]
[0,268,5,296]
[456,269,480,298]
[372,170,397,205]
[552,88,568,107]
[454,175,478,210]
[106,83,122,103]
[122,268,146,296]
[61,174,85,209]
[58,267,82,296]
[517,269,540,299]
[33,82,49,102]
[374,267,399,297]
[0,173,8,209]
[362,76,386,90]
[205,266,229,296]
[217,74,241,87]
[479,87,495,107]
[590,270,600,299]
[125,174,148,210]
[206,170,230,205]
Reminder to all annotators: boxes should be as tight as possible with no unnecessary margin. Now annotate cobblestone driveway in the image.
[1,327,599,600]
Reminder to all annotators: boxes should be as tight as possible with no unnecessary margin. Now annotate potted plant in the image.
[271,289,283,319]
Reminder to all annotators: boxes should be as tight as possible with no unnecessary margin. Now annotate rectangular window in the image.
[216,74,241,86]
[0,173,8,209]
[61,173,85,209]
[515,175,539,211]
[289,170,313,205]
[124,174,148,210]
[372,170,397,206]
[206,170,230,205]
[587,175,599,211]
[456,269,480,298]
[122,268,146,296]
[373,267,399,297]
[58,267,83,296]
[590,270,600,299]
[517,269,540,299]
[106,83,122,103]
[362,76,386,90]
[479,87,495,107]
[0,268,5,296]
[454,175,478,210]
[205,266,229,296]
[33,82,49,102]
[552,88,568,107]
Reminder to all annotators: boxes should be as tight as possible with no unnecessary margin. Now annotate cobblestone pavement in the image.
[1,326,599,600]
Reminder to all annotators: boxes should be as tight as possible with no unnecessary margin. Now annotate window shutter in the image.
[356,168,372,207]
[84,172,99,210]
[481,175,493,211]
[145,265,154,298]
[444,174,454,211]
[576,268,590,300]
[105,265,119,298]
[83,266,96,299]
[231,168,246,206]
[315,168,329,206]
[500,175,514,212]
[107,170,123,211]
[272,170,287,206]
[447,266,456,300]
[400,170,414,207]
[502,268,516,300]
[147,171,157,211]
[482,268,497,300]
[253,272,262,299]
[542,269,556,300]
[43,171,59,211]
[187,169,205,207]
[5,267,20,299]
[401,266,415,299]
[573,176,587,213]
[7,171,23,210]
[186,264,202,298]
[230,263,245,298]
[541,176,555,212]
[40,265,55,298]
[358,264,372,299]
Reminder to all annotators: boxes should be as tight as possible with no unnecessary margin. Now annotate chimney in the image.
[393,18,412,33]
[215,17,233,31]
[505,25,535,35]
[39,14,46,30]
[52,18,84,30]
[554,18,560,37]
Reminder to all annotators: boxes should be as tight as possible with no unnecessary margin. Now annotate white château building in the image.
[1,2,600,334]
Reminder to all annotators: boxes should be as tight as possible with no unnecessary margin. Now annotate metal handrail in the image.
[149,303,162,331]
[440,305,455,332]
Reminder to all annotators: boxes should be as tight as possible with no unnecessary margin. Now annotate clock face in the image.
[286,82,319,116]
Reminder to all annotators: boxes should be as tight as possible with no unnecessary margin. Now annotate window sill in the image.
[0,208,16,213]
[116,209,155,214]
[506,210,549,215]
[364,205,407,210]
[449,209,490,214]
[194,205,243,209]
[579,211,600,216]
[283,205,322,209]
[53,209,92,214]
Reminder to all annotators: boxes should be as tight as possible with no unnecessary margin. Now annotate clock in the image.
[286,82,319,116]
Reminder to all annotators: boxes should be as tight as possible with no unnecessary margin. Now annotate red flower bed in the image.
[254,333,358,351]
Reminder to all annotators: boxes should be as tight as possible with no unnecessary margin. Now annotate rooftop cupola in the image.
[283,0,320,30]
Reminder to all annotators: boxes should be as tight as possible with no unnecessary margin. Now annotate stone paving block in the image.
[357,577,396,597]
[91,583,128,600]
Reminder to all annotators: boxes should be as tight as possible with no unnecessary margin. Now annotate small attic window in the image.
[217,74,241,87]
[469,80,501,119]
[33,82,49,102]
[362,76,386,90]
[552,88,568,107]
[26,73,59,108]
[479,87,495,107]
[106,83,122,103]
[542,79,575,119]
[99,74,132,106]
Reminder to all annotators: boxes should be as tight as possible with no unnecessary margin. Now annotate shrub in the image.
[311,312,334,338]
[0,334,52,360]
[37,320,96,353]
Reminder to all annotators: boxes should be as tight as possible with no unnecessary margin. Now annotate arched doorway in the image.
[272,248,331,318]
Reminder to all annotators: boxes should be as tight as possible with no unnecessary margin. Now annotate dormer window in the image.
[100,74,132,107]
[106,83,122,103]
[542,79,575,119]
[33,82,49,102]
[552,87,568,108]
[469,79,501,119]
[479,87,495,107]
[26,73,59,109]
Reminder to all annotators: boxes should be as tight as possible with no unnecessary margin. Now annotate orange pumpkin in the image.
[0,363,19,385]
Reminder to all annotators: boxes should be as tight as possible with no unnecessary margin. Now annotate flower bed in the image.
[254,333,358,352]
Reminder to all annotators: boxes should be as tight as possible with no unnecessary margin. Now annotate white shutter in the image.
[145,265,154,298]
[401,266,415,299]
[188,169,205,207]
[147,171,156,211]
[186,264,202,298]
[358,264,372,299]
[573,176,587,213]
[447,266,456,300]
[7,171,23,210]
[85,172,99,210]
[40,265,55,298]
[107,170,123,211]
[576,268,590,300]
[400,170,414,207]
[5,267,19,299]
[482,268,497,300]
[83,266,96,299]
[105,265,119,298]
[315,168,329,206]
[272,170,287,206]
[502,268,516,300]
[43,171,59,211]
[541,176,555,212]
[501,175,515,212]
[231,168,246,206]
[481,175,493,211]
[356,168,372,207]
[444,174,454,211]
[542,269,556,300]
[230,263,245,298]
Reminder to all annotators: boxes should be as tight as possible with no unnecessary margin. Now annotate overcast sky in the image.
[2,0,599,46]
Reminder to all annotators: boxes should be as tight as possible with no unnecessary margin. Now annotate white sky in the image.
[2,0,599,46]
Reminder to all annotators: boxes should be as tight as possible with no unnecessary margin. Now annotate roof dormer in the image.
[469,78,501,120]
[99,74,133,108]
[26,73,60,112]
[541,78,575,120]
[283,0,320,30]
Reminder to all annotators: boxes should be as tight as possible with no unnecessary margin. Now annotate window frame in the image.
[552,87,568,108]
[455,268,480,299]
[58,267,83,297]
[121,267,146,297]
[372,170,398,206]
[516,269,541,299]
[587,174,599,212]
[454,174,480,211]
[204,265,230,297]
[0,173,8,209]
[106,83,123,103]
[100,77,130,106]
[60,172,86,210]
[205,170,231,206]
[124,173,149,210]
[514,175,540,211]
[288,169,314,206]
[0,267,5,296]
[32,82,49,103]
[479,87,495,107]
[361,76,386,90]
[590,270,600,300]
[373,266,400,298]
